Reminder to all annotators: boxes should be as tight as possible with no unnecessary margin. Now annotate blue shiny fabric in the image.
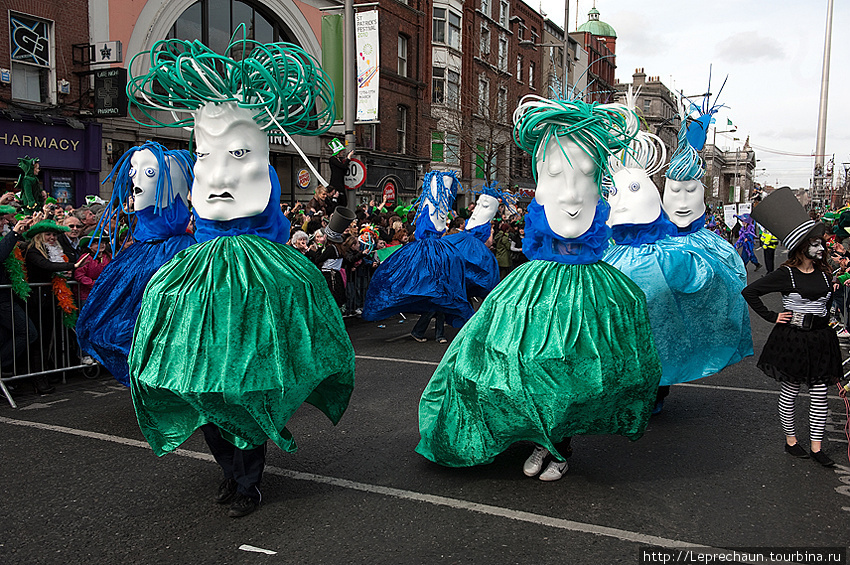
[133,198,191,243]
[443,223,499,298]
[611,212,678,247]
[522,199,611,264]
[363,213,474,327]
[671,220,747,285]
[603,233,753,386]
[193,165,291,245]
[77,233,197,385]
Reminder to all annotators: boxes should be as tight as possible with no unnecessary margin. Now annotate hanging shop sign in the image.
[10,12,51,67]
[297,168,311,190]
[94,68,128,117]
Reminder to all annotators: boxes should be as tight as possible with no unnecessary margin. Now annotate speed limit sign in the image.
[344,158,367,190]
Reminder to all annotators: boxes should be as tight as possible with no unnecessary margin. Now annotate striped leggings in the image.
[778,382,829,442]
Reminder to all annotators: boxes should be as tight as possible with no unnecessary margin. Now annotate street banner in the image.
[355,10,379,122]
[737,202,752,217]
[321,15,344,121]
[723,204,737,227]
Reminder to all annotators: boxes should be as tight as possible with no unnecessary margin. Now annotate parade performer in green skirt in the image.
[417,95,662,481]
[126,31,352,517]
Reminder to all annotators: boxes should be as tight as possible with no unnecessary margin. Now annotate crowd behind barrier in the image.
[3,187,850,407]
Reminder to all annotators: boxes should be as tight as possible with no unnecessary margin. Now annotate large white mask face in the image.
[466,194,499,230]
[129,150,190,211]
[662,178,705,228]
[606,168,662,226]
[534,136,599,239]
[425,174,452,232]
[192,102,271,221]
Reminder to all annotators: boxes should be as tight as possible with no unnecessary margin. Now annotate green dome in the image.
[576,7,617,38]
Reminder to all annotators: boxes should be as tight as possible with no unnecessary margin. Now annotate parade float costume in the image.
[603,94,752,387]
[76,142,196,386]
[417,96,662,468]
[442,184,510,298]
[735,214,760,268]
[125,33,352,457]
[362,171,474,327]
[663,82,747,283]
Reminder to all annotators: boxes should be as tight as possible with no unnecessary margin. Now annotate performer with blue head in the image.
[126,31,354,518]
[602,88,752,412]
[443,181,510,299]
[417,94,662,482]
[76,141,196,386]
[362,169,475,335]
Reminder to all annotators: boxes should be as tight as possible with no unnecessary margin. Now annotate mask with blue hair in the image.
[663,116,707,230]
[413,171,460,236]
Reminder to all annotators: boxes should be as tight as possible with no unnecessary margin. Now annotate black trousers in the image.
[201,424,266,501]
[763,247,775,273]
[0,298,37,370]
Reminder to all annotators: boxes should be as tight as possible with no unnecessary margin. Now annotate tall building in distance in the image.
[574,5,617,103]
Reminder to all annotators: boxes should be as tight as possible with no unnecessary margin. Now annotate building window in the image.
[168,0,291,47]
[397,106,408,154]
[361,124,376,150]
[643,98,652,113]
[432,67,445,104]
[445,133,460,165]
[448,11,461,50]
[529,62,535,89]
[499,0,509,26]
[517,25,525,40]
[480,0,490,18]
[497,87,507,121]
[498,36,508,72]
[398,35,408,77]
[517,54,523,82]
[480,25,490,56]
[9,12,54,104]
[432,132,444,162]
[433,8,461,49]
[478,76,489,117]
[447,70,460,108]
[433,8,446,43]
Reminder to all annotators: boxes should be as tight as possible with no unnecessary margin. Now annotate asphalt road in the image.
[2,251,849,565]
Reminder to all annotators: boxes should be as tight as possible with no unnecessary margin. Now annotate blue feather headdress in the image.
[95,141,194,255]
[683,66,728,151]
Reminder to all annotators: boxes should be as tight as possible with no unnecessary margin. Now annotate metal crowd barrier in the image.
[0,281,100,408]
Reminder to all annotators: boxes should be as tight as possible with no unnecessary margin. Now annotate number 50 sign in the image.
[344,158,367,190]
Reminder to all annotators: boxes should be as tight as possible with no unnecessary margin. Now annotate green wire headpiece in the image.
[127,25,335,136]
[512,95,639,191]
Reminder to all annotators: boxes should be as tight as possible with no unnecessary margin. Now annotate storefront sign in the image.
[382,181,396,205]
[297,169,311,189]
[0,121,87,170]
[94,68,128,117]
[10,12,51,67]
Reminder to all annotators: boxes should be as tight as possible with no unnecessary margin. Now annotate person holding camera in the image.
[742,188,841,468]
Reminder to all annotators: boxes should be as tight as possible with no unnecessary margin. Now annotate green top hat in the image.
[45,196,58,204]
[25,219,70,239]
[328,138,345,156]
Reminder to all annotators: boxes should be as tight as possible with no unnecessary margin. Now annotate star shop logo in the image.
[99,45,112,61]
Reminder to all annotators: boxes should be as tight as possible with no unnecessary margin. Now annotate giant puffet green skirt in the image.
[416,260,662,467]
[129,235,355,455]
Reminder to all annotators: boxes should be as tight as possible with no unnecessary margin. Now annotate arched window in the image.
[167,0,295,52]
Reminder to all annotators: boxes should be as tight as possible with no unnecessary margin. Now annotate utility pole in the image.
[813,0,833,205]
[344,0,357,211]
[562,1,570,91]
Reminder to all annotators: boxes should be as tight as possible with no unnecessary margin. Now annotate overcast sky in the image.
[537,0,849,191]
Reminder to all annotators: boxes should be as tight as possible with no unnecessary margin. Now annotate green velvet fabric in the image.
[129,234,355,455]
[417,260,662,467]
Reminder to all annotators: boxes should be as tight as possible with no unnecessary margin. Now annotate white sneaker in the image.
[837,328,850,338]
[522,446,549,477]
[539,460,568,481]
[81,355,95,365]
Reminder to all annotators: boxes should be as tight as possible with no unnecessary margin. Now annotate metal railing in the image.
[0,281,100,408]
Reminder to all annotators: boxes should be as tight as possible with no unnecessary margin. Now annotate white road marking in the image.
[0,415,747,557]
[19,399,70,411]
[238,545,277,555]
[354,355,847,399]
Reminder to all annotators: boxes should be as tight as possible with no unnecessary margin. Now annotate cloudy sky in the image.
[538,0,849,190]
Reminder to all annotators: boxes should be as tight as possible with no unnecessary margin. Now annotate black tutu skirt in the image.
[757,321,842,386]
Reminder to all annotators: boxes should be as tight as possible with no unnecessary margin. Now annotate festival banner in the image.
[321,14,344,121]
[355,10,379,122]
[723,204,737,227]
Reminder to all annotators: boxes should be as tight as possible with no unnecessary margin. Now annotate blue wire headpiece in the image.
[473,180,518,214]
[683,66,728,151]
[95,141,194,255]
[414,170,460,219]
[666,117,705,182]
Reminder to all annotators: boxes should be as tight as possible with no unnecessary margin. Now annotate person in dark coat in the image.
[328,138,353,198]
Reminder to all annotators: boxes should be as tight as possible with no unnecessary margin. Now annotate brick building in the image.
[0,1,102,205]
[573,6,616,103]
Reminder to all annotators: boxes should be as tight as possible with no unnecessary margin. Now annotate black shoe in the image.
[215,478,237,504]
[754,263,762,271]
[810,450,836,468]
[784,443,809,458]
[32,376,55,395]
[228,493,259,518]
